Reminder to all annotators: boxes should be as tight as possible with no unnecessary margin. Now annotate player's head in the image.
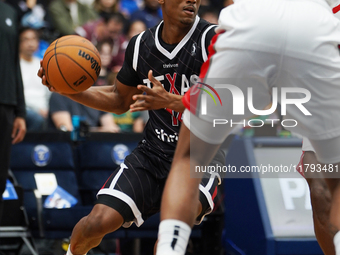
[159,0,201,26]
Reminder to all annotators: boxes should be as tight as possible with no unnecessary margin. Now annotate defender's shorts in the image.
[184,0,340,164]
[96,143,223,227]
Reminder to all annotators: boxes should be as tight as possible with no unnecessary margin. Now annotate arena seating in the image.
[9,135,93,239]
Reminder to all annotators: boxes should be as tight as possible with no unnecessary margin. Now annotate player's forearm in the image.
[167,94,185,113]
[65,85,128,114]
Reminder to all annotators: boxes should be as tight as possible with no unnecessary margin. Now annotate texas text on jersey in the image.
[117,16,216,160]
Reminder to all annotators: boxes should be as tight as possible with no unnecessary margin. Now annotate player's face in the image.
[160,0,201,26]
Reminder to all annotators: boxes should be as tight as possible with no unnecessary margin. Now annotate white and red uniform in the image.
[183,0,340,164]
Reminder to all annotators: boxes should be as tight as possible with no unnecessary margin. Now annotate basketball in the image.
[42,35,101,94]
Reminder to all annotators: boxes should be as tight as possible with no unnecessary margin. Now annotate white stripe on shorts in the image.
[109,163,128,189]
[97,188,144,227]
[199,184,214,214]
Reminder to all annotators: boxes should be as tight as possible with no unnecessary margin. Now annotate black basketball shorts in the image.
[96,146,222,227]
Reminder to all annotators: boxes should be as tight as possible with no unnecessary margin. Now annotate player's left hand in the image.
[12,117,26,144]
[130,70,170,112]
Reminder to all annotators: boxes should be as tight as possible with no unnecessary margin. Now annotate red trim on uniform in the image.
[199,32,222,79]
[211,186,218,201]
[101,173,114,189]
[212,193,224,212]
[333,4,340,13]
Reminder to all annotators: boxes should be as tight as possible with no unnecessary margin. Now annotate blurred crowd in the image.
[4,0,229,134]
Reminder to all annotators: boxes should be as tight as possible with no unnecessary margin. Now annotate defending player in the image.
[38,0,224,254]
[157,1,340,254]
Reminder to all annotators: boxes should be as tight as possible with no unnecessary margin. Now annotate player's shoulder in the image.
[196,18,217,55]
[126,26,154,49]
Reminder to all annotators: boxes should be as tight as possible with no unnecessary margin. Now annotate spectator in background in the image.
[19,26,51,131]
[48,93,120,132]
[112,111,145,133]
[48,0,97,36]
[7,0,58,58]
[6,0,41,21]
[78,0,94,6]
[126,19,146,40]
[119,0,142,18]
[198,6,219,24]
[94,40,115,86]
[77,12,126,73]
[121,19,147,50]
[93,0,120,19]
[94,39,145,133]
[0,0,26,223]
[94,35,146,133]
[130,0,162,28]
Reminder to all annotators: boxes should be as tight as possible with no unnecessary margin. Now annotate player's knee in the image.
[82,214,107,238]
[82,206,122,238]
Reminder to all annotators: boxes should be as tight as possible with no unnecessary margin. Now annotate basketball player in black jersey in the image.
[38,0,224,254]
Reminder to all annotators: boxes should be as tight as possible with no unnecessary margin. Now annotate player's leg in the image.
[154,170,218,255]
[302,151,334,255]
[309,138,340,253]
[67,163,129,255]
[68,153,164,255]
[286,55,340,248]
[153,201,203,255]
[67,204,124,255]
[325,178,340,255]
[156,121,223,255]
[306,138,340,255]
[276,2,340,250]
[297,138,335,255]
[156,124,202,255]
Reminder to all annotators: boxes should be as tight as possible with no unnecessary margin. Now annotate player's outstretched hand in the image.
[37,60,57,92]
[130,70,170,112]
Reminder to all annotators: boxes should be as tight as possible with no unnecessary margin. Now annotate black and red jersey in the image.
[117,16,216,159]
